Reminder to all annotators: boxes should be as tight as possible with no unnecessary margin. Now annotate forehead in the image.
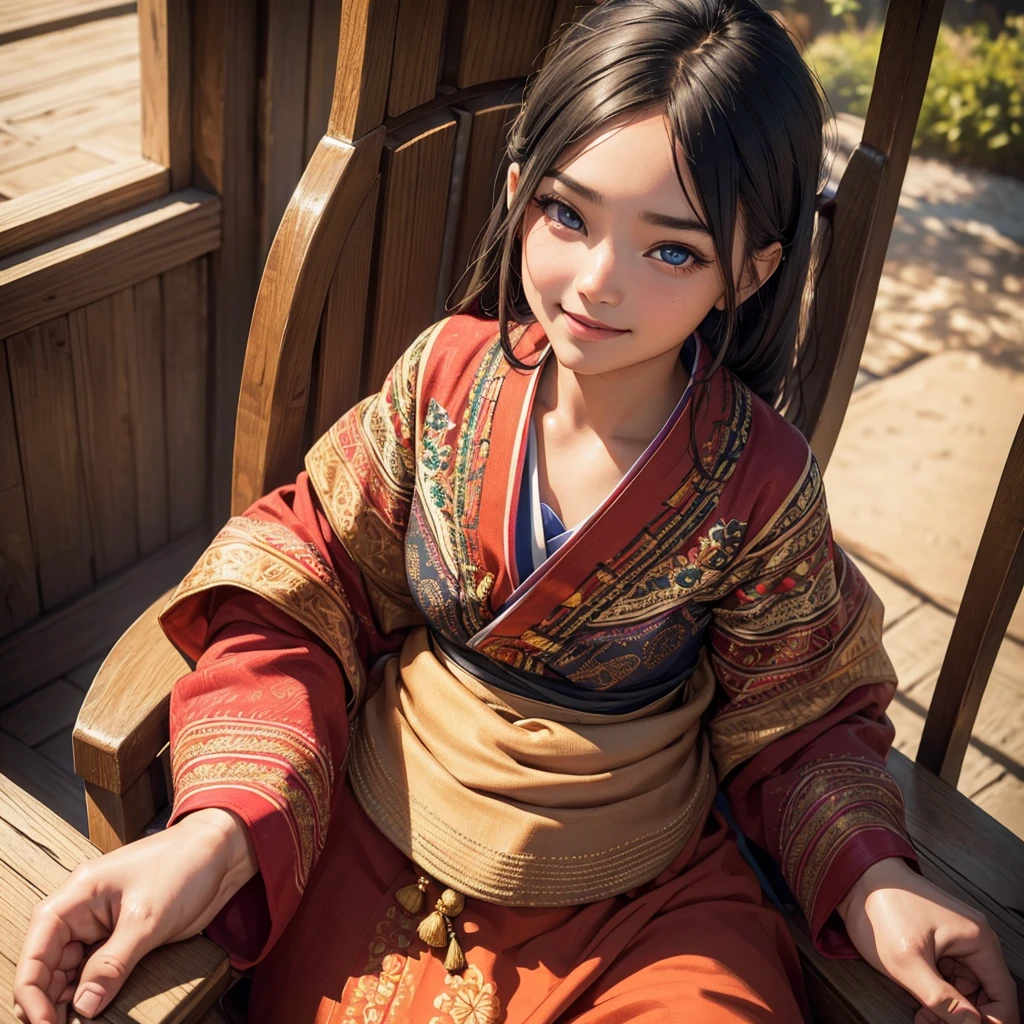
[552,108,701,212]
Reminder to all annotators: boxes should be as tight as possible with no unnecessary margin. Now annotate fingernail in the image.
[74,989,102,1017]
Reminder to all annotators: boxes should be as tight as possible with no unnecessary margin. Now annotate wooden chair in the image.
[71,0,1024,1020]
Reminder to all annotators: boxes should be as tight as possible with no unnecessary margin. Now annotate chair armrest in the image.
[72,589,192,850]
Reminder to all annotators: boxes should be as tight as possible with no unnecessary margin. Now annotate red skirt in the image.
[233,780,809,1023]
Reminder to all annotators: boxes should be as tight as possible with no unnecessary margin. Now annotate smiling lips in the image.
[559,306,629,341]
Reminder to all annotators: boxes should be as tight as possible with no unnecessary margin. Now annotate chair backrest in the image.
[229,0,943,514]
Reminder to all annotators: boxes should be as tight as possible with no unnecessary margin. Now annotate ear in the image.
[714,241,783,311]
[506,162,521,211]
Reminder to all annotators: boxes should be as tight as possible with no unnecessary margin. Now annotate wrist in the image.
[174,807,259,889]
[836,856,914,921]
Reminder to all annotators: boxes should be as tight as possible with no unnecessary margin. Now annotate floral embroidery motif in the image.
[340,905,418,1023]
[429,965,503,1024]
[634,518,746,598]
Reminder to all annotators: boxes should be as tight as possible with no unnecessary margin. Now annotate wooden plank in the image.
[192,0,258,527]
[139,0,191,189]
[232,131,384,513]
[65,654,104,693]
[38,726,76,776]
[386,0,447,117]
[259,0,313,265]
[84,755,167,851]
[0,679,82,746]
[448,91,521,305]
[0,731,86,834]
[0,188,221,339]
[0,15,138,102]
[129,277,169,556]
[68,293,139,580]
[889,748,1024,916]
[303,0,342,163]
[0,530,206,706]
[366,112,457,391]
[162,259,209,539]
[0,345,38,636]
[0,2,137,47]
[327,0,401,142]
[313,175,380,437]
[0,60,140,123]
[5,319,93,611]
[0,157,168,260]
[73,590,189,794]
[805,0,944,466]
[451,0,554,88]
[0,146,112,199]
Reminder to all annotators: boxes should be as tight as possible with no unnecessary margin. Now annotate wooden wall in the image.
[0,253,212,683]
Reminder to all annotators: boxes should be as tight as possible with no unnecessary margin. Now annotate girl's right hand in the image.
[13,807,258,1024]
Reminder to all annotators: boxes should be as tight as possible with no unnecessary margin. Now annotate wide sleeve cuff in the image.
[808,825,918,957]
[778,757,918,957]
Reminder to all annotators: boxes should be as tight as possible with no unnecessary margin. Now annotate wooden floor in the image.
[0,1,140,199]
[0,655,100,835]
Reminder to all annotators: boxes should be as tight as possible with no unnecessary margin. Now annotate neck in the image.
[538,340,690,444]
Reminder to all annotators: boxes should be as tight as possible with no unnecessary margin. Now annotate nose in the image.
[574,237,623,307]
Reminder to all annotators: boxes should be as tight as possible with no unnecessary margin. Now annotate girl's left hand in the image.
[837,857,1019,1024]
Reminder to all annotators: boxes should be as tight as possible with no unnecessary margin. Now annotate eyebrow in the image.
[547,170,712,236]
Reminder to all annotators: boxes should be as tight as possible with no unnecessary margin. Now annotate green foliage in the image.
[805,16,1024,176]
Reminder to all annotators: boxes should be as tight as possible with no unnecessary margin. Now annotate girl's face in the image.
[507,108,781,378]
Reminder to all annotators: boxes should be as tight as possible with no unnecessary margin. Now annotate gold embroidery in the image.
[162,516,366,705]
[307,322,440,635]
[779,758,910,915]
[709,588,894,776]
[172,719,332,889]
[339,904,418,1023]
[429,965,503,1024]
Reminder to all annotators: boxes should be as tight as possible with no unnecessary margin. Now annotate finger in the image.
[45,970,67,1007]
[72,924,153,1020]
[957,939,1017,1024]
[903,963,982,1023]
[13,905,73,1024]
[56,943,83,974]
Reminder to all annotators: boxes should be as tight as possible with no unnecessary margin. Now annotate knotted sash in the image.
[348,627,716,906]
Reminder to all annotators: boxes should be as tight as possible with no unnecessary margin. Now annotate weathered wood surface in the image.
[0,189,221,339]
[0,532,205,705]
[0,158,168,259]
[0,773,230,1024]
[0,1,135,46]
[138,0,190,190]
[0,13,141,196]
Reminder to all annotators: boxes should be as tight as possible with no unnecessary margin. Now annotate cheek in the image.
[522,222,573,296]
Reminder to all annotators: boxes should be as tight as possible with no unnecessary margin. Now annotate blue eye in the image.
[651,244,692,267]
[551,201,583,231]
[537,195,585,232]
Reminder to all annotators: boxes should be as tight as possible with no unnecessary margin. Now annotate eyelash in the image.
[531,193,711,275]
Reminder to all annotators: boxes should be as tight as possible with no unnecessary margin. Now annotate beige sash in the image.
[348,627,717,906]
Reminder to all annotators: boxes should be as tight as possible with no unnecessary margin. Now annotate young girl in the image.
[14,0,1018,1021]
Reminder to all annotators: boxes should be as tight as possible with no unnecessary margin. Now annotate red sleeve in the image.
[167,589,352,969]
[708,451,916,957]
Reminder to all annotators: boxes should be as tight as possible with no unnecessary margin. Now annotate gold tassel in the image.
[395,875,430,915]
[444,933,466,973]
[438,888,465,916]
[417,909,449,948]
